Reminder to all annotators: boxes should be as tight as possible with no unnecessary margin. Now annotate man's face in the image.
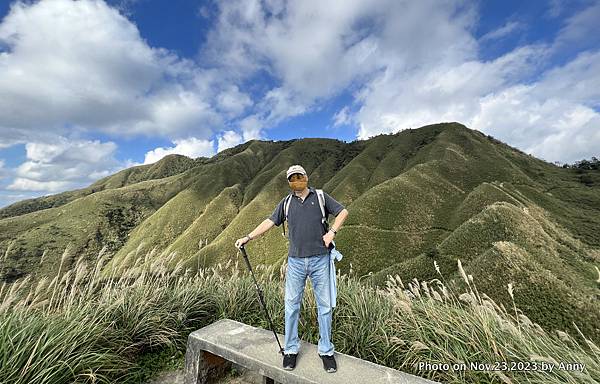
[288,173,307,191]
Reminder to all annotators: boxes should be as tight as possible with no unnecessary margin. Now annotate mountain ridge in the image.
[1,122,599,342]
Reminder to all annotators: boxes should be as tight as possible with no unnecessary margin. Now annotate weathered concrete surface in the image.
[146,365,260,384]
[185,319,440,384]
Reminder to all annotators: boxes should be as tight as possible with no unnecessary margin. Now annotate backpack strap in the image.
[282,189,328,237]
[316,189,328,232]
[282,193,293,237]
[316,189,326,223]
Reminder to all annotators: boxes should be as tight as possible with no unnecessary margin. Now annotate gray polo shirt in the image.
[268,186,345,258]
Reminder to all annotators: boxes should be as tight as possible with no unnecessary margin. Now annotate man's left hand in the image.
[323,231,335,248]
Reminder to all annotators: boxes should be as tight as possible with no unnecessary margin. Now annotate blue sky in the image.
[0,0,599,208]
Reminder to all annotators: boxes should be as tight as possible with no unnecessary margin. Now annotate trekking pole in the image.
[238,244,285,356]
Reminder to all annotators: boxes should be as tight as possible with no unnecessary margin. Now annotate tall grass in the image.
[1,247,598,383]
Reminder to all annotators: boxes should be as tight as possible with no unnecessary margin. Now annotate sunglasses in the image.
[288,173,306,181]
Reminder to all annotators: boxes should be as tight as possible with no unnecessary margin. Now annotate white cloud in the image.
[200,0,600,162]
[216,85,253,118]
[112,0,140,17]
[0,0,260,205]
[473,88,600,163]
[0,191,44,208]
[7,178,73,192]
[143,137,215,164]
[1,0,598,208]
[0,159,6,181]
[201,0,395,126]
[239,114,265,141]
[547,0,566,18]
[480,21,523,42]
[24,140,117,164]
[6,138,125,192]
[217,130,243,153]
[470,50,600,163]
[0,0,230,143]
[200,0,481,137]
[197,5,211,19]
[260,87,309,123]
[353,39,600,162]
[553,1,600,51]
[535,50,600,105]
[354,43,548,138]
[333,106,352,127]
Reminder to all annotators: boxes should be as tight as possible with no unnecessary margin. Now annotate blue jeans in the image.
[284,253,334,356]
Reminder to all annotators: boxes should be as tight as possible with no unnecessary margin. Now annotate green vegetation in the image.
[1,122,599,346]
[132,346,185,383]
[0,154,200,220]
[560,157,600,188]
[1,250,598,383]
[562,157,600,171]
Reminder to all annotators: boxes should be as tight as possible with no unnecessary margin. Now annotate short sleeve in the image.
[324,192,344,217]
[268,197,286,226]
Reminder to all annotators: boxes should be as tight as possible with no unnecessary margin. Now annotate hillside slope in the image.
[1,122,599,342]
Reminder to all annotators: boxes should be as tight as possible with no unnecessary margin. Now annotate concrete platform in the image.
[185,319,439,384]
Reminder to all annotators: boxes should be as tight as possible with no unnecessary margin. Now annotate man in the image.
[234,164,349,373]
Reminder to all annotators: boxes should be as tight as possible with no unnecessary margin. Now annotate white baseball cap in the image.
[286,164,307,179]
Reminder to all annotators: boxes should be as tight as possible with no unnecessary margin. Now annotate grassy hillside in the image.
[1,122,599,344]
[0,154,201,220]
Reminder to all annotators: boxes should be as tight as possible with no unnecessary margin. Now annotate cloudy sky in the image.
[0,0,599,208]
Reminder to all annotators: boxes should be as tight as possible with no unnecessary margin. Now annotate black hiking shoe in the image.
[283,353,297,370]
[320,354,337,373]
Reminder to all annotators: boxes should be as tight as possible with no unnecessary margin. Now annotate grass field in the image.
[1,247,599,384]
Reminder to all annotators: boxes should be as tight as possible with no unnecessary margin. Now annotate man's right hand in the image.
[235,236,250,249]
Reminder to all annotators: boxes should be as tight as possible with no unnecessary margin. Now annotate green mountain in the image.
[1,122,599,342]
